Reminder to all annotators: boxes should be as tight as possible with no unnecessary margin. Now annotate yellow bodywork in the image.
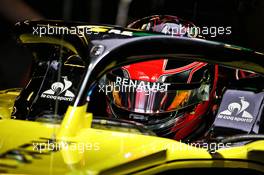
[0,89,20,119]
[0,100,264,174]
[0,24,264,174]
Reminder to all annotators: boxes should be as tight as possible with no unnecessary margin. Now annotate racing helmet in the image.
[105,15,218,140]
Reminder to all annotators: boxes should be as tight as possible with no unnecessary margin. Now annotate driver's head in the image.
[128,15,199,37]
[105,15,218,140]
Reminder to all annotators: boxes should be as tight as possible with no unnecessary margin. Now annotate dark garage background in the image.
[0,0,263,89]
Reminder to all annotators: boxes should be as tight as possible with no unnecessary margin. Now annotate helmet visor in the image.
[105,73,209,114]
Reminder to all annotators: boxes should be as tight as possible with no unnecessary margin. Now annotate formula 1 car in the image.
[0,20,264,174]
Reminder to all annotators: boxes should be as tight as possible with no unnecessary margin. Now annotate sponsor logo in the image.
[41,76,75,101]
[217,97,253,123]
[98,76,171,96]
